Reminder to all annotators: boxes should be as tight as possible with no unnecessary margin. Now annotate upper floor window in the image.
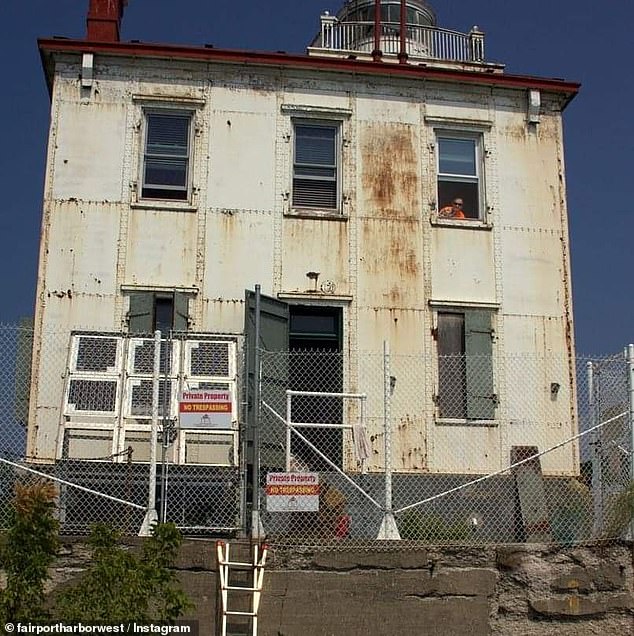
[142,111,192,201]
[437,135,482,220]
[292,121,339,211]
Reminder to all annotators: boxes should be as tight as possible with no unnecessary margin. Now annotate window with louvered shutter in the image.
[142,111,191,200]
[292,122,339,210]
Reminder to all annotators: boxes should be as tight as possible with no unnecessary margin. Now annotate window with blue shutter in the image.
[292,122,339,210]
[142,111,191,200]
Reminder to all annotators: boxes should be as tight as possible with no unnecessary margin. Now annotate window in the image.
[292,121,339,210]
[436,310,495,420]
[128,292,189,334]
[141,111,192,200]
[437,135,482,220]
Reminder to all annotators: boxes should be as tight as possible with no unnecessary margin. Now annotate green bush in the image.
[0,481,60,623]
[0,481,193,625]
[399,510,471,542]
[55,523,193,624]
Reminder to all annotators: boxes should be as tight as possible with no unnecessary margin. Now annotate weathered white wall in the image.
[30,53,577,475]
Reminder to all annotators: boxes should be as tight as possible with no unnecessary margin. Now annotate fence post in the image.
[377,340,400,540]
[159,330,172,523]
[626,344,634,540]
[468,25,485,62]
[320,12,337,48]
[285,391,292,472]
[139,329,161,536]
[251,284,265,540]
[588,361,603,537]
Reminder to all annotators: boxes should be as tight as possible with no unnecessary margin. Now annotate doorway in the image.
[288,306,343,469]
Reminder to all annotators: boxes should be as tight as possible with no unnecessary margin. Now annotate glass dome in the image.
[336,0,436,28]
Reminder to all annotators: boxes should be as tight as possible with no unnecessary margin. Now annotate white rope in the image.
[395,411,628,514]
[0,456,145,510]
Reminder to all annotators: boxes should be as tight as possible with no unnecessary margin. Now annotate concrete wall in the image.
[47,539,633,636]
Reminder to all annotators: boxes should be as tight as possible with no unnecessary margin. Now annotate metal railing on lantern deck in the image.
[314,15,485,63]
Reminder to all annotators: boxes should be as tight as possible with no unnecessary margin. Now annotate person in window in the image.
[439,198,466,219]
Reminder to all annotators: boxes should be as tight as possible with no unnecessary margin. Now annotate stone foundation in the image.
[37,539,634,635]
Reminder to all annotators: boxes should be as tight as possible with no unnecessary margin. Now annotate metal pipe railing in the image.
[317,18,485,63]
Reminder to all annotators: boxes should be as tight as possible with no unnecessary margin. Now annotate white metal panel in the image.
[125,208,198,287]
[501,230,563,316]
[430,228,496,304]
[209,86,276,114]
[203,212,275,299]
[184,432,236,466]
[424,91,491,123]
[52,101,126,201]
[430,425,501,474]
[208,108,277,210]
[280,218,349,295]
[200,301,245,335]
[355,307,426,354]
[64,428,114,460]
[356,121,424,308]
[495,110,563,231]
[120,429,176,463]
[39,295,118,333]
[44,201,120,295]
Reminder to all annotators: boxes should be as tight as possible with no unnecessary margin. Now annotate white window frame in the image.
[436,131,485,221]
[140,109,194,202]
[291,118,341,213]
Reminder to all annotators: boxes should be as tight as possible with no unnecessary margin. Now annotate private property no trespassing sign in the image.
[178,389,232,429]
[266,472,320,512]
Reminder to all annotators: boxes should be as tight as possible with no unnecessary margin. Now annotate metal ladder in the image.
[216,540,268,636]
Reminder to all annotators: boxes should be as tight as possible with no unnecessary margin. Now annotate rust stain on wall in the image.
[359,122,419,218]
[360,218,421,304]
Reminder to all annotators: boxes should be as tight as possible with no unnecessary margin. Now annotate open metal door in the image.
[244,289,289,527]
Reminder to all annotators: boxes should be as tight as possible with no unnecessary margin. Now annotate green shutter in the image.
[464,310,495,420]
[173,292,189,332]
[128,293,154,334]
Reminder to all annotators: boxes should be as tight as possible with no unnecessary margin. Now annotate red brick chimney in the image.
[87,0,127,42]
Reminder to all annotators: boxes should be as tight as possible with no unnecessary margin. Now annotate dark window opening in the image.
[128,292,189,334]
[154,296,174,333]
[289,306,343,470]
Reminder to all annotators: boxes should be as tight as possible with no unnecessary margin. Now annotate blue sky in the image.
[0,0,631,354]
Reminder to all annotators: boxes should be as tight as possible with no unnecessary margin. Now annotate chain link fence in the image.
[0,323,242,535]
[258,347,633,549]
[1,322,632,546]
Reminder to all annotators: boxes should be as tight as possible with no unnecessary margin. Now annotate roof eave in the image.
[38,38,581,105]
